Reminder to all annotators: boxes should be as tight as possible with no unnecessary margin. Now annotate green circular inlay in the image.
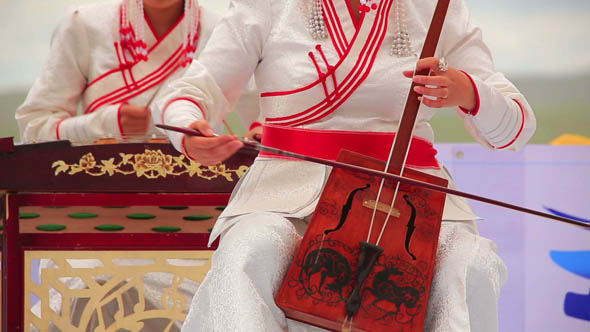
[126,213,156,220]
[159,206,189,210]
[215,206,226,211]
[95,224,125,232]
[103,206,129,209]
[37,224,66,232]
[152,226,181,233]
[183,214,213,221]
[19,212,41,219]
[0,225,4,231]
[68,212,98,219]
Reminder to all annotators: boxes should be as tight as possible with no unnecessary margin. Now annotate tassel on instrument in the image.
[345,242,384,318]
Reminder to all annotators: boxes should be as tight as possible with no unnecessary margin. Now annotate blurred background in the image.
[0,0,588,142]
[0,2,588,332]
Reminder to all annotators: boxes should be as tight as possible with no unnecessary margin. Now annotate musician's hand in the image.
[244,125,262,142]
[183,120,243,166]
[403,57,477,112]
[119,104,151,137]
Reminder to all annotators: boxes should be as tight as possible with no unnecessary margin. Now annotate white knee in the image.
[212,213,301,286]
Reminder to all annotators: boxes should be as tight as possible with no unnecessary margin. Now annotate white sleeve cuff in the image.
[57,104,121,142]
[461,74,527,150]
[154,99,204,152]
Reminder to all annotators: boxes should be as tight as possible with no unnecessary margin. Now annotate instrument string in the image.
[313,233,327,266]
[375,67,425,246]
[368,63,425,246]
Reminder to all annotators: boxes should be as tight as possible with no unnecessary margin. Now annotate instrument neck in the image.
[388,0,450,174]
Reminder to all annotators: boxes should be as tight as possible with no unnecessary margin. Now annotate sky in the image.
[0,0,588,91]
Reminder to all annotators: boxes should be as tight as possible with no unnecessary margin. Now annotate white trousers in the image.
[181,212,507,332]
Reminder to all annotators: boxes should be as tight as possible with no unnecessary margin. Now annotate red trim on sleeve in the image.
[459,70,480,116]
[496,99,526,150]
[117,103,125,137]
[181,135,196,161]
[160,97,207,125]
[249,122,262,131]
[56,119,65,140]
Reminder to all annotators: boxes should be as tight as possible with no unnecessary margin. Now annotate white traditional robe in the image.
[15,0,258,143]
[17,1,253,331]
[153,0,536,331]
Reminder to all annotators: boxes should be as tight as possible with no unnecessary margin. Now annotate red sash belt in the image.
[260,124,440,169]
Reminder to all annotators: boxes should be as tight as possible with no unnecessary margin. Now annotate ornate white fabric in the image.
[424,221,506,332]
[181,214,506,332]
[22,1,254,331]
[153,0,537,234]
[155,0,535,150]
[16,0,222,143]
[151,0,534,331]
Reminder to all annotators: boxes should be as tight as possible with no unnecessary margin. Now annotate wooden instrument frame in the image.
[0,138,257,332]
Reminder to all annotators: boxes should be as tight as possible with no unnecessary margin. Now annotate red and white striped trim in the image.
[322,0,348,56]
[264,0,393,127]
[459,71,525,149]
[116,103,125,137]
[83,8,199,116]
[55,119,66,140]
[85,45,184,114]
[459,71,480,116]
[160,97,207,125]
[494,99,526,150]
[322,0,360,57]
[249,121,262,131]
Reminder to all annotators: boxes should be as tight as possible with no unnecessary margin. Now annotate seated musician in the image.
[154,0,537,331]
[16,0,261,143]
[15,0,260,330]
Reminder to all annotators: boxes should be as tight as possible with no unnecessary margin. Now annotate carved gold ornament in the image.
[52,149,249,180]
[25,250,214,332]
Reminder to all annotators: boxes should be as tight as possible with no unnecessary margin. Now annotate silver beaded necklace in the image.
[305,0,415,57]
[389,0,416,57]
[308,0,329,40]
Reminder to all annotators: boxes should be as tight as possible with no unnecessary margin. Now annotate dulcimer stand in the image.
[0,137,256,332]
